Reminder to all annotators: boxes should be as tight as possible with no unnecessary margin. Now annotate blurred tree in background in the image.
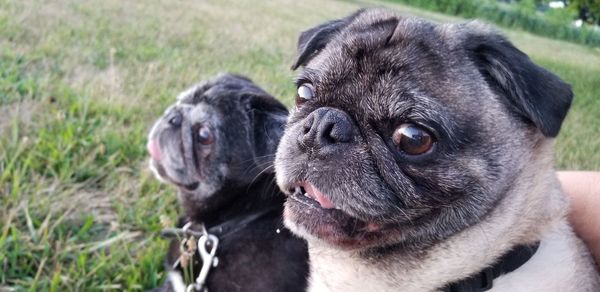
[514,0,599,25]
[391,0,600,46]
[570,0,600,25]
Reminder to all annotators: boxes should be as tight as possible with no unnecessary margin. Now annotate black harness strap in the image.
[160,206,280,240]
[206,206,280,239]
[443,242,541,292]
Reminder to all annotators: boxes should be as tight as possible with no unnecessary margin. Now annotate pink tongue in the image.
[304,183,335,209]
[147,140,161,161]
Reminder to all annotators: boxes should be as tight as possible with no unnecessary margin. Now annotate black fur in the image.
[291,10,364,70]
[465,32,573,137]
[159,178,308,292]
[147,74,308,292]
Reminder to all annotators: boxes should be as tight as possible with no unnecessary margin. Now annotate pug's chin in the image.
[149,159,200,192]
[283,193,394,250]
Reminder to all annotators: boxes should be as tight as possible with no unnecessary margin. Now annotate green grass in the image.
[1,0,599,290]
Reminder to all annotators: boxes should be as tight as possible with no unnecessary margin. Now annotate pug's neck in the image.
[306,140,569,291]
[180,175,284,228]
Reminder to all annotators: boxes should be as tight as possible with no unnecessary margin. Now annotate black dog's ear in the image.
[465,26,572,137]
[291,10,365,70]
[243,93,289,171]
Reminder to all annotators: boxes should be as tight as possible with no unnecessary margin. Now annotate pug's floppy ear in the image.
[464,25,573,137]
[243,93,289,171]
[291,10,366,70]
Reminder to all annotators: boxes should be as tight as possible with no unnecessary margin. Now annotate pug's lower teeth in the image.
[300,187,311,198]
[293,186,313,200]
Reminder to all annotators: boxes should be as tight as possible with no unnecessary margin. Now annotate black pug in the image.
[147,73,308,292]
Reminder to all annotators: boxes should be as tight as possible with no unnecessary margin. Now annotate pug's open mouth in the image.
[290,182,336,209]
[285,181,387,249]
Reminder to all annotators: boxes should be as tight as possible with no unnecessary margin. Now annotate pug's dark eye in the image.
[296,83,315,106]
[197,125,214,145]
[168,114,182,126]
[392,124,434,155]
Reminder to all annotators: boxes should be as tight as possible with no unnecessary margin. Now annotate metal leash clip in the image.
[169,222,204,270]
[186,233,219,292]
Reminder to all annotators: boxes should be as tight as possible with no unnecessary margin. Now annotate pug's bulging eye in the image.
[197,125,214,145]
[392,124,434,155]
[296,83,315,106]
[168,114,182,126]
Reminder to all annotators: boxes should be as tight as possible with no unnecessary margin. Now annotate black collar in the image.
[443,241,540,292]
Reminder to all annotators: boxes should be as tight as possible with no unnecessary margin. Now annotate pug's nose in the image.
[300,107,355,151]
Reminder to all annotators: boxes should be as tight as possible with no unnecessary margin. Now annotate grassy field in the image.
[1,0,599,290]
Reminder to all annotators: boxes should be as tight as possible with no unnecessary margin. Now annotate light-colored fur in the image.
[288,140,599,291]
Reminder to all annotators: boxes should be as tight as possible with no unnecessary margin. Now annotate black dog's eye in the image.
[198,125,214,145]
[296,83,315,106]
[392,124,434,155]
[168,114,182,126]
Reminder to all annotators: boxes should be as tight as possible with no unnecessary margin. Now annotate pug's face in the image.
[275,9,572,251]
[148,74,288,215]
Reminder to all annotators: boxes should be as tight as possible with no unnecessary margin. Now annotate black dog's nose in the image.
[300,107,355,151]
